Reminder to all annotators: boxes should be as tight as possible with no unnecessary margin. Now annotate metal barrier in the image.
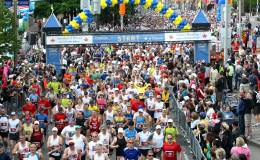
[171,96,206,160]
[2,92,27,118]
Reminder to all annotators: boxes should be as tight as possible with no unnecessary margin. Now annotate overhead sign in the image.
[93,33,165,44]
[3,0,12,8]
[46,46,61,74]
[18,0,30,6]
[46,32,211,45]
[195,41,209,63]
[165,32,211,41]
[46,35,93,45]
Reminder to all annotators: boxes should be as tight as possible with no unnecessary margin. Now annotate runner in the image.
[89,111,101,134]
[25,144,44,160]
[133,108,149,133]
[147,125,164,160]
[124,120,138,139]
[72,125,88,160]
[62,140,83,160]
[61,118,76,147]
[45,87,57,108]
[86,132,104,159]
[0,109,9,152]
[137,124,151,159]
[163,119,178,142]
[12,134,30,160]
[65,101,76,119]
[28,121,44,153]
[8,112,21,153]
[114,108,128,130]
[38,93,52,116]
[91,143,109,160]
[145,92,155,128]
[153,95,165,123]
[162,133,182,160]
[110,128,128,159]
[51,99,65,123]
[156,109,169,130]
[29,79,42,96]
[47,77,61,96]
[29,88,40,106]
[35,108,49,135]
[122,138,142,160]
[22,98,37,118]
[54,107,68,135]
[21,116,33,141]
[98,124,112,155]
[22,111,35,124]
[47,127,63,160]
[104,104,114,127]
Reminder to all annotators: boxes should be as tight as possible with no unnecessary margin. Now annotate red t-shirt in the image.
[54,113,67,130]
[162,142,182,160]
[233,43,239,51]
[131,101,146,112]
[22,104,37,116]
[38,100,52,115]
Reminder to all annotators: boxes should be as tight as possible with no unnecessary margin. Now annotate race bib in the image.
[157,109,162,112]
[25,131,30,135]
[34,142,41,147]
[117,123,123,128]
[165,151,174,157]
[23,148,29,152]
[99,105,105,109]
[57,123,63,128]
[141,142,148,146]
[109,92,113,95]
[137,124,142,128]
[139,93,143,96]
[39,105,44,108]
[117,156,124,160]
[154,148,161,152]
[10,128,16,132]
[162,122,167,126]
[72,154,78,158]
[1,123,7,126]
[32,98,37,102]
[39,120,44,124]
[92,146,96,151]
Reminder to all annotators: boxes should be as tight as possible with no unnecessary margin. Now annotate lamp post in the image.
[13,0,18,67]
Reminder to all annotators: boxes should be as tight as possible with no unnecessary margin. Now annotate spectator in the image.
[232,121,241,145]
[220,122,233,159]
[236,90,246,135]
[231,137,251,160]
[222,105,235,127]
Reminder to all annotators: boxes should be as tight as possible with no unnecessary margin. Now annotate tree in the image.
[0,1,21,56]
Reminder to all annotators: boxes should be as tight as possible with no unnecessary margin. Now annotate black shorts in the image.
[9,133,19,141]
[49,154,61,160]
[165,103,169,108]
[0,131,8,138]
[154,118,157,123]
[136,128,142,133]
[140,149,149,157]
[147,110,154,118]
[254,106,260,115]
[99,109,105,115]
[58,129,62,135]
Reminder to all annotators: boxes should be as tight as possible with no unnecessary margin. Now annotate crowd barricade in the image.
[171,96,206,160]
[2,92,26,118]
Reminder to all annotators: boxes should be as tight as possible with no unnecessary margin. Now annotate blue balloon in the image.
[129,0,135,4]
[160,6,168,14]
[140,0,146,5]
[219,0,225,5]
[118,0,123,4]
[106,0,112,6]
[150,0,158,9]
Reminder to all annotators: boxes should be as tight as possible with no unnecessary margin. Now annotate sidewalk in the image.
[247,116,260,147]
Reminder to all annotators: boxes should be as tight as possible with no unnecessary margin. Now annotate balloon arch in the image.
[63,0,191,34]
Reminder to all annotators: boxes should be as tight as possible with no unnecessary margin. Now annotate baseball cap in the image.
[53,77,57,80]
[232,121,239,126]
[25,116,30,120]
[69,140,74,145]
[11,112,15,116]
[75,125,82,129]
[118,128,124,133]
[89,100,94,104]
[106,120,111,125]
[168,119,173,123]
[199,112,206,118]
[212,113,217,119]
[184,96,190,101]
[156,125,161,129]
[26,98,30,101]
[206,101,213,105]
[101,124,106,130]
[208,126,213,131]
[69,118,74,123]
[52,127,58,132]
[156,95,161,99]
[34,121,39,125]
[138,109,144,112]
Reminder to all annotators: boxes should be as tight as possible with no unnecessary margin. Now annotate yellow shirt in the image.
[113,106,120,111]
[89,105,99,112]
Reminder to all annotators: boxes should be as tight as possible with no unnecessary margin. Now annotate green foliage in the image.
[0,1,21,56]
[34,0,80,19]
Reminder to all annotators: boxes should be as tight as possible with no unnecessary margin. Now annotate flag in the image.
[197,0,201,8]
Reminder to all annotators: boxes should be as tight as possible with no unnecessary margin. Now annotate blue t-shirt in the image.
[123,147,141,160]
[145,91,153,98]
[125,128,137,139]
[83,110,92,120]
[29,94,39,103]
[157,59,164,65]
[100,74,109,81]
[113,80,121,86]
[35,113,48,128]
[223,111,235,126]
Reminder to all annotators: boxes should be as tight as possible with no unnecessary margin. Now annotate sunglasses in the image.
[35,124,39,125]
[143,128,147,130]
[167,138,173,140]
[92,136,97,138]
[128,142,134,144]
[148,155,153,157]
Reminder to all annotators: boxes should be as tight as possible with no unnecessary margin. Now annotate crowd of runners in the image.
[0,6,259,160]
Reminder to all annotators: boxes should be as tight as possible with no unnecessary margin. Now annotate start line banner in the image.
[46,31,211,45]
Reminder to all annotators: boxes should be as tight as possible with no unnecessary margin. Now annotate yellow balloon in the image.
[90,6,92,12]
[134,0,140,4]
[101,2,107,9]
[123,0,129,4]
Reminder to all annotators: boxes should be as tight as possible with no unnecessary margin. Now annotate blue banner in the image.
[93,33,165,44]
[18,0,29,6]
[195,41,209,63]
[3,0,12,8]
[46,46,61,74]
[29,2,35,13]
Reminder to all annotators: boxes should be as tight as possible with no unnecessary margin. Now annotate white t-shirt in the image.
[61,126,76,145]
[206,108,215,120]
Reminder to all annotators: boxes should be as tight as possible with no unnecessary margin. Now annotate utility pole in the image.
[120,15,123,31]
[13,0,18,67]
[239,0,241,41]
[257,0,259,13]
[224,0,228,64]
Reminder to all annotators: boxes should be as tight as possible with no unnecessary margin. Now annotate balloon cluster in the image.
[218,0,225,21]
[64,0,191,33]
[144,0,153,9]
[119,3,125,15]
